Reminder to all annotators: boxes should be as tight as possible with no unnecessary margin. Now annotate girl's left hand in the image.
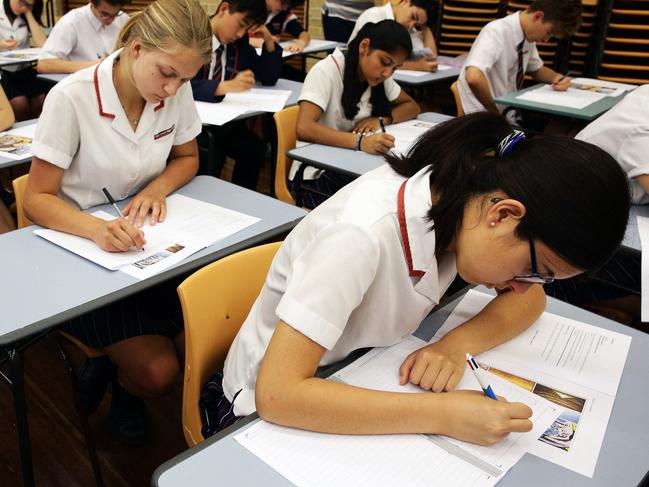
[398,341,466,392]
[353,117,383,134]
[284,41,304,53]
[123,189,167,227]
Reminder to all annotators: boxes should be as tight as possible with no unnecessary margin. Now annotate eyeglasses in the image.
[18,0,35,9]
[513,238,555,284]
[92,5,124,20]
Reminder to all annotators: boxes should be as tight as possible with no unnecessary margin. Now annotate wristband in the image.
[355,132,364,151]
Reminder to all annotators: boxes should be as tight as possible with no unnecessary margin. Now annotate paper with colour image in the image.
[637,216,649,321]
[435,289,632,477]
[0,47,42,63]
[0,122,37,160]
[515,84,607,109]
[34,194,260,279]
[569,77,635,97]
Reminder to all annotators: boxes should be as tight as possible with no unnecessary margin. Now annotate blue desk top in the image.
[494,84,628,121]
[152,287,649,487]
[0,176,306,345]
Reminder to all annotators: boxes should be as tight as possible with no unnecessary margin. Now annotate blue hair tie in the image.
[497,130,526,156]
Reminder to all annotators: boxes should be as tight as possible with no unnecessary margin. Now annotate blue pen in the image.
[466,353,497,400]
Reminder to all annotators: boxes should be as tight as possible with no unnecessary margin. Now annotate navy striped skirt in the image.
[200,371,243,438]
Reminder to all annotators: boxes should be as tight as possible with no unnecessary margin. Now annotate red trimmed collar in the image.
[398,179,425,278]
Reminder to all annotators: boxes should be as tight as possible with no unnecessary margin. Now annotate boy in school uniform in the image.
[36,0,129,74]
[348,0,438,72]
[191,0,282,190]
[457,0,581,115]
[250,0,311,53]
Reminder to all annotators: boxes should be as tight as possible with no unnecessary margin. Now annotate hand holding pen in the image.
[551,70,573,91]
[466,353,497,400]
[99,187,146,252]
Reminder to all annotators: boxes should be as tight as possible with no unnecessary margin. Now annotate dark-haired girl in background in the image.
[0,0,49,120]
[199,112,630,441]
[292,19,420,208]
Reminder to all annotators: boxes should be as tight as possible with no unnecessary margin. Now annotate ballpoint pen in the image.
[379,116,386,133]
[102,187,145,251]
[466,353,497,400]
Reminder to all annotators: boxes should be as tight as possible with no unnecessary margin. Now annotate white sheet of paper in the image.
[236,421,500,487]
[195,101,242,126]
[637,216,649,321]
[34,194,260,278]
[196,89,291,126]
[331,335,560,477]
[516,84,606,109]
[395,69,429,77]
[435,290,632,477]
[385,119,439,156]
[0,47,42,62]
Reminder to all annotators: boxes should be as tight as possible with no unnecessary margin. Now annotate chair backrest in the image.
[12,174,32,228]
[178,241,282,447]
[450,81,465,117]
[273,106,299,206]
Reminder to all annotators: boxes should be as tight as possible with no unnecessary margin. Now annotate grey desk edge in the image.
[151,287,649,487]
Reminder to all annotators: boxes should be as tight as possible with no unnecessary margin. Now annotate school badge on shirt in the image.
[154,124,175,140]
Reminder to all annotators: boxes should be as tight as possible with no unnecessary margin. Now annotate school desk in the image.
[151,286,649,487]
[392,55,462,87]
[0,176,306,487]
[0,119,38,170]
[279,39,344,59]
[494,84,627,122]
[286,112,453,178]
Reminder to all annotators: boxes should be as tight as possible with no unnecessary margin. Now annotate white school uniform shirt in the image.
[32,49,202,210]
[295,48,401,179]
[347,3,423,51]
[457,11,544,114]
[223,163,458,416]
[0,2,29,48]
[576,85,649,204]
[38,4,128,62]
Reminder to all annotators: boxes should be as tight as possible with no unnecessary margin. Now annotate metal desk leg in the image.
[8,348,35,487]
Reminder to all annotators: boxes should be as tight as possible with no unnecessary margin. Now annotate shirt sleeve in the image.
[276,223,381,350]
[173,82,203,146]
[384,77,402,101]
[618,128,649,179]
[525,43,544,73]
[298,59,334,112]
[38,16,77,60]
[464,25,500,73]
[31,88,80,169]
[348,9,373,43]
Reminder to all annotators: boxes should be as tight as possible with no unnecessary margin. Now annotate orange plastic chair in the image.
[11,174,32,228]
[178,241,282,446]
[450,81,465,117]
[273,106,299,206]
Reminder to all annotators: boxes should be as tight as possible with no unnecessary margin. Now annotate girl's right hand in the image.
[361,133,395,155]
[441,390,533,445]
[0,39,17,50]
[92,217,146,252]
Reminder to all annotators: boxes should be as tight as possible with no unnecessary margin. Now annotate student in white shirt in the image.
[458,0,581,115]
[24,0,211,445]
[0,0,49,119]
[199,112,630,441]
[36,0,129,74]
[0,83,16,233]
[295,20,420,208]
[349,0,438,72]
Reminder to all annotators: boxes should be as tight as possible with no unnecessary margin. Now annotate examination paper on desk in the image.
[515,84,607,109]
[637,216,649,321]
[195,88,291,126]
[34,194,260,280]
[234,335,560,487]
[435,289,632,477]
[385,119,440,156]
[0,121,37,160]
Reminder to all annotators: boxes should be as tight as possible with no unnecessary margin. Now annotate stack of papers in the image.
[34,194,260,280]
[0,122,37,160]
[516,78,635,109]
[385,119,440,156]
[234,289,632,485]
[196,88,292,126]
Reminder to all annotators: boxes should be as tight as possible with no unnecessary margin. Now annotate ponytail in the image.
[342,20,412,121]
[386,112,631,273]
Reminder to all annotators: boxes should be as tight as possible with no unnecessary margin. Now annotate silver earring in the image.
[490,222,496,227]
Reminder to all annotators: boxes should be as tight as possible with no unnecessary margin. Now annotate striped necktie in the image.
[212,45,225,81]
[516,40,525,90]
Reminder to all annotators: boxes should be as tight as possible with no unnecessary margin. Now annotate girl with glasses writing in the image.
[200,112,630,445]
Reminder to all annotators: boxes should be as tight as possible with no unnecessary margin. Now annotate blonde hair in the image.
[116,0,212,62]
